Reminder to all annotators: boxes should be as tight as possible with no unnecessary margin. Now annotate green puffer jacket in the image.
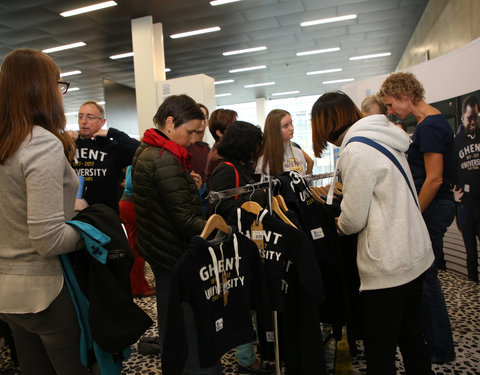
[132,129,206,271]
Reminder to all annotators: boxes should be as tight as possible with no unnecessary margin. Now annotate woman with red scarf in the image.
[133,95,221,374]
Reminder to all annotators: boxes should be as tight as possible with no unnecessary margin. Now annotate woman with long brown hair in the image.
[256,109,311,178]
[0,49,88,374]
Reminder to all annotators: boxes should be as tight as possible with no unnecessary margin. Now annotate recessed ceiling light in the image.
[109,52,134,60]
[272,91,300,96]
[60,70,82,77]
[229,65,267,73]
[301,14,357,27]
[296,47,340,56]
[223,46,267,56]
[244,82,275,88]
[322,78,354,84]
[68,87,80,92]
[42,42,86,54]
[170,26,221,39]
[214,79,235,85]
[349,52,391,61]
[215,93,232,97]
[307,68,343,75]
[210,0,241,5]
[60,1,117,17]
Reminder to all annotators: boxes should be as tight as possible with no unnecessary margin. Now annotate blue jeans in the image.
[422,198,455,270]
[458,203,480,282]
[421,198,456,362]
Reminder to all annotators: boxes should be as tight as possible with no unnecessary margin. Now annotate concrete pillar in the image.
[256,97,267,130]
[131,16,166,137]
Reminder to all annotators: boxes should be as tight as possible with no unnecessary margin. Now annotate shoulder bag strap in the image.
[346,136,419,209]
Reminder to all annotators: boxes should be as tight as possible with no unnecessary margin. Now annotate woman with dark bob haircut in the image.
[311,91,434,375]
[0,49,88,374]
[210,121,265,218]
[209,121,270,373]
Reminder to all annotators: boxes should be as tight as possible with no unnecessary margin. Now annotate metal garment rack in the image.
[207,171,335,204]
[207,171,334,375]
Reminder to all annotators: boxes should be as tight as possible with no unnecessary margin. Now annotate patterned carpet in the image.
[1,270,479,374]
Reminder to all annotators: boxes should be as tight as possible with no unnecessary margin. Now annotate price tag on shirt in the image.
[311,227,325,240]
[250,221,264,251]
[222,271,229,307]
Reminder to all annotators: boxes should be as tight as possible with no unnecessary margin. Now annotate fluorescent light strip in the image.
[60,70,82,77]
[272,91,300,97]
[109,52,134,59]
[210,0,241,5]
[301,14,357,27]
[349,52,391,61]
[307,68,343,75]
[64,112,77,116]
[170,26,221,39]
[165,68,171,73]
[223,46,267,56]
[98,101,106,105]
[68,87,80,92]
[215,93,232,97]
[60,1,117,17]
[244,82,275,88]
[322,78,354,84]
[229,65,266,73]
[214,79,235,85]
[42,42,86,54]
[296,47,340,56]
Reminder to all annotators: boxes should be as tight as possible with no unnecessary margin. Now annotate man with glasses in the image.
[453,95,480,283]
[68,100,140,213]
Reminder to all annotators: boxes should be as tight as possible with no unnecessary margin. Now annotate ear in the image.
[215,129,223,139]
[101,118,107,126]
[165,116,175,133]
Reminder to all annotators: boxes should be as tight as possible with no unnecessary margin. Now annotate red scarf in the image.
[142,128,192,170]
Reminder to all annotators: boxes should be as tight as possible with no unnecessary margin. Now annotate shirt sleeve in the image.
[23,134,81,256]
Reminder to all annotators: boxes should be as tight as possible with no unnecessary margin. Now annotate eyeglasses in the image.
[57,81,70,95]
[76,114,103,121]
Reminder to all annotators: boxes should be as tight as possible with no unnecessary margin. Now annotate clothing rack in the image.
[207,171,335,204]
[207,170,335,375]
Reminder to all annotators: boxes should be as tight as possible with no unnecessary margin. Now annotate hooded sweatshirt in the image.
[336,115,434,291]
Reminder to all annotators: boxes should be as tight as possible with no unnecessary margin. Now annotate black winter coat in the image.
[132,129,206,271]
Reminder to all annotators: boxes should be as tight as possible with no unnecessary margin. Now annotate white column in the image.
[256,97,267,130]
[131,16,166,136]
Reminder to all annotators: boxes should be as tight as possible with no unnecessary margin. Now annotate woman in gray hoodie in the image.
[311,91,433,375]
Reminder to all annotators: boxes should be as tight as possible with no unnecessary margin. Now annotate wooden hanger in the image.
[200,214,230,239]
[309,187,325,204]
[335,181,343,194]
[274,195,288,212]
[241,200,264,215]
[272,197,297,228]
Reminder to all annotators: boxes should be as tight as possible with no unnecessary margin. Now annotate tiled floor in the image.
[1,270,479,374]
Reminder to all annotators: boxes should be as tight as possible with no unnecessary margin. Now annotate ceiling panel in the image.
[0,0,429,112]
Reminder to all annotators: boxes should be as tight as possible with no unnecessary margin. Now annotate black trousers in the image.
[361,273,431,375]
